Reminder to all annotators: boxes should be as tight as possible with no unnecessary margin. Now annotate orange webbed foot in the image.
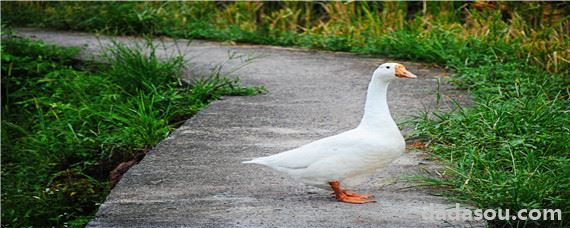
[329,181,376,204]
[342,190,375,199]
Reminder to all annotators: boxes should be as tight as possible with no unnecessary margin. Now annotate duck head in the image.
[373,63,417,82]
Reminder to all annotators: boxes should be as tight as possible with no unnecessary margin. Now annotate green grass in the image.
[2,2,569,227]
[1,36,264,227]
[412,66,568,227]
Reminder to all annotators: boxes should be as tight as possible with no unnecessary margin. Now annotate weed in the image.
[1,36,263,226]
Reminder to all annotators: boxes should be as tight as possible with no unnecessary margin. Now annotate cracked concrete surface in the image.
[17,28,482,227]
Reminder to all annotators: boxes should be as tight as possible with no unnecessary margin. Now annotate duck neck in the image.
[358,78,396,130]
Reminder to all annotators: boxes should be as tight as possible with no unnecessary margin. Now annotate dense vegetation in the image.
[3,1,569,227]
[1,34,263,226]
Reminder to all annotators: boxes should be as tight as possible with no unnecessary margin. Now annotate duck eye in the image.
[386,66,390,69]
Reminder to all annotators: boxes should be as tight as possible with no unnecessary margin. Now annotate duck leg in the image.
[329,181,376,204]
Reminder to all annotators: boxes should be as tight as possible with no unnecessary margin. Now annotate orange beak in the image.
[395,64,417,79]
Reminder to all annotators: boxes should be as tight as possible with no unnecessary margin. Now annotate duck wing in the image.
[245,129,380,170]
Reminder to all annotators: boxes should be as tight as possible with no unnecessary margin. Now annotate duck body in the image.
[245,126,405,189]
[244,63,417,203]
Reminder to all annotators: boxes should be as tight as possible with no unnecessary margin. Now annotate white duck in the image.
[243,63,417,204]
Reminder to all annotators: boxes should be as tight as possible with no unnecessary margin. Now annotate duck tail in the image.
[242,157,267,165]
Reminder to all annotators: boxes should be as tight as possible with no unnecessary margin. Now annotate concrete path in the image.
[18,28,479,227]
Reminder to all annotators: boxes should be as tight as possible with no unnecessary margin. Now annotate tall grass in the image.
[1,36,263,227]
[3,2,566,73]
[2,1,569,227]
